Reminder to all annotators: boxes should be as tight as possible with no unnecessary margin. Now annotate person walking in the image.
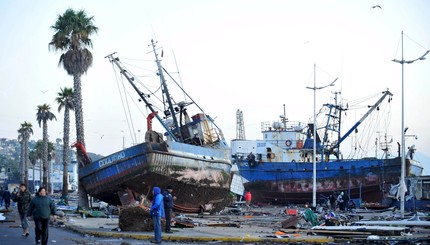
[11,188,18,208]
[0,186,4,207]
[163,185,176,233]
[149,186,164,244]
[2,187,11,209]
[27,187,56,245]
[13,183,32,237]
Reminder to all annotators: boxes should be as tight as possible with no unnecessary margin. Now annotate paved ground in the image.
[1,205,333,244]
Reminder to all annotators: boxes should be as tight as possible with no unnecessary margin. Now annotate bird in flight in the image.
[41,90,48,94]
[371,5,382,9]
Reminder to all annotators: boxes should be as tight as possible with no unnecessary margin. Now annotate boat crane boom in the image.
[333,90,393,149]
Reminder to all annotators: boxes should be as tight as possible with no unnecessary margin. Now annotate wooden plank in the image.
[353,220,430,226]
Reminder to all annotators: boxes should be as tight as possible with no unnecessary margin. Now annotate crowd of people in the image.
[3,183,255,244]
[328,191,356,211]
[1,184,57,245]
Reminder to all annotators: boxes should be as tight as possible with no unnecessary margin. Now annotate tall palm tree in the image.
[17,121,33,186]
[36,104,56,191]
[56,87,74,204]
[49,8,98,209]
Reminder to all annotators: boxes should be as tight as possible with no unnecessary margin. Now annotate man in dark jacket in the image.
[2,187,11,209]
[163,185,175,233]
[27,187,56,245]
[0,186,4,207]
[13,183,32,237]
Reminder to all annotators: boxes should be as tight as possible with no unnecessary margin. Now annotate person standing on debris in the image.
[150,186,164,244]
[163,185,176,233]
[244,190,252,206]
[337,192,345,211]
[2,187,11,209]
[342,192,349,211]
[348,199,356,211]
[329,192,336,210]
[27,187,56,245]
[13,183,32,237]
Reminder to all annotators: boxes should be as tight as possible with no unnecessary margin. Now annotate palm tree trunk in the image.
[33,166,35,193]
[43,121,49,191]
[20,141,25,183]
[62,109,70,204]
[24,139,29,187]
[74,74,89,209]
[39,160,42,189]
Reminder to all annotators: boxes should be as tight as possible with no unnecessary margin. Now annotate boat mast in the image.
[321,91,343,160]
[105,52,178,141]
[333,90,393,150]
[150,39,184,142]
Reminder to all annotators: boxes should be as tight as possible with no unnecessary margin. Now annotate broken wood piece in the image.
[282,216,298,229]
[207,223,240,228]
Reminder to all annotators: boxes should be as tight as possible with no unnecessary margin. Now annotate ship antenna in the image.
[150,39,184,142]
[172,50,187,102]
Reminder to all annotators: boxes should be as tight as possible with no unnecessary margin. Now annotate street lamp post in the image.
[392,31,429,218]
[306,64,337,207]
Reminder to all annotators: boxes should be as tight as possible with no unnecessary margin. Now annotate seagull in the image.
[41,90,48,94]
[371,5,382,9]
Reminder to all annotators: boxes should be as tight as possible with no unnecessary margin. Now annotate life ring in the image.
[285,140,292,147]
[291,159,296,163]
[297,139,303,148]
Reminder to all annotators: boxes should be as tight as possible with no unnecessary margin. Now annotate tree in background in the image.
[29,149,37,191]
[36,104,56,191]
[55,87,74,204]
[17,121,33,186]
[49,8,98,210]
[33,140,56,192]
[0,155,19,182]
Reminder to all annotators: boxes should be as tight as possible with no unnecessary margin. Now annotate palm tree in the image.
[29,149,37,191]
[36,104,56,191]
[17,121,33,186]
[56,87,74,204]
[49,8,98,209]
[34,140,56,190]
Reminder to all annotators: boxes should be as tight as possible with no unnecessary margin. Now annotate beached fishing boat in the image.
[232,90,423,205]
[79,40,232,212]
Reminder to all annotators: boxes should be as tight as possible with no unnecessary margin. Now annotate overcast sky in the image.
[1,0,429,172]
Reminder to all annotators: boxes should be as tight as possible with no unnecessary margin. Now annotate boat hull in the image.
[237,157,423,205]
[79,141,232,212]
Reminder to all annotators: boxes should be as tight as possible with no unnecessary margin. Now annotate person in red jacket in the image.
[244,190,252,206]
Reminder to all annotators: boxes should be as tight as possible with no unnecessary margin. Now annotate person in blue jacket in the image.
[149,186,164,244]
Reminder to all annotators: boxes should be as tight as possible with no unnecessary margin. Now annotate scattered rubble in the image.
[45,192,430,243]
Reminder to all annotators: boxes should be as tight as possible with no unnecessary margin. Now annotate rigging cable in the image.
[112,63,135,145]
